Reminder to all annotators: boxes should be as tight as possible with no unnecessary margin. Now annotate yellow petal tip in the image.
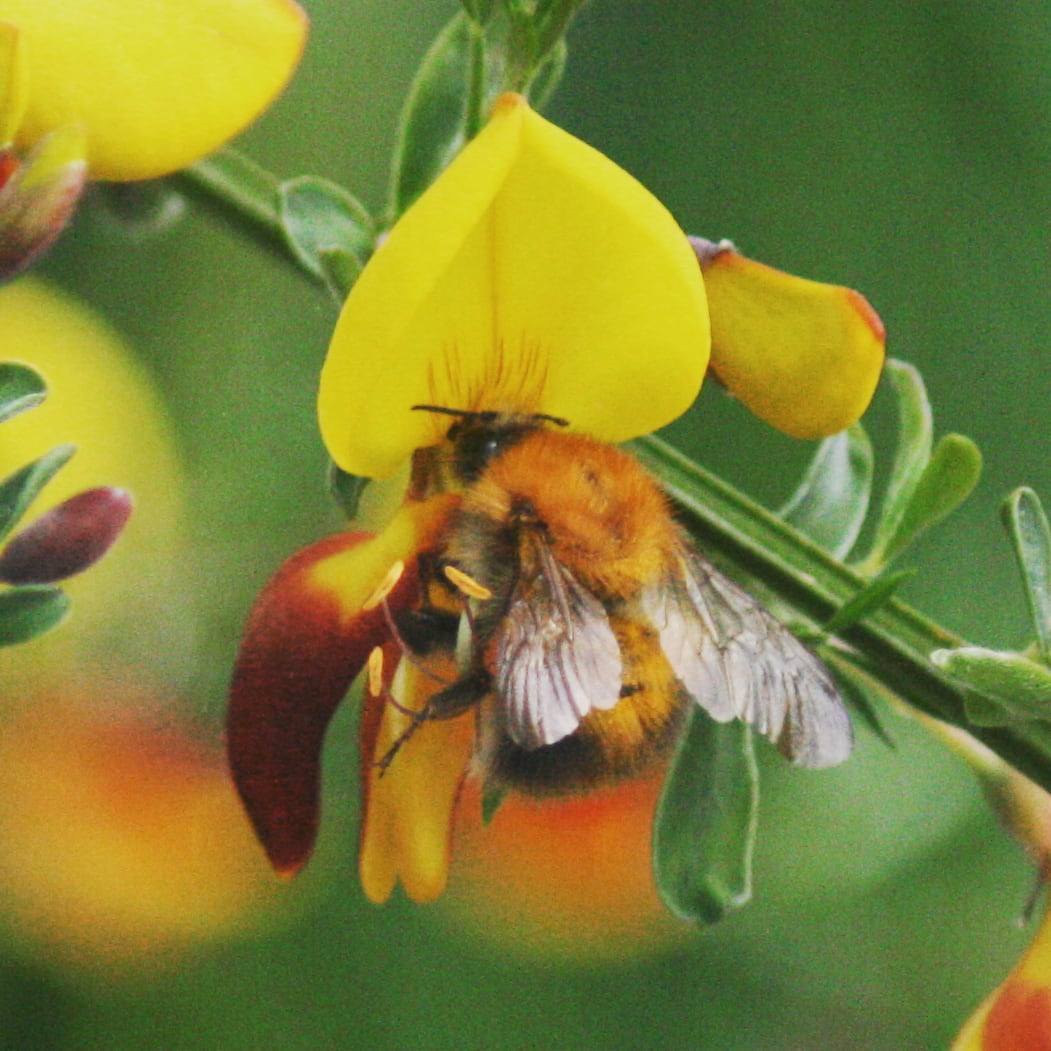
[703,247,885,439]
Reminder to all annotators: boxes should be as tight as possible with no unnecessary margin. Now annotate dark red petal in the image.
[227,532,420,877]
[0,487,133,584]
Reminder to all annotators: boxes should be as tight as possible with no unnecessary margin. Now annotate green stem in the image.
[633,435,1051,792]
[177,145,1051,795]
[464,18,488,140]
[172,150,290,263]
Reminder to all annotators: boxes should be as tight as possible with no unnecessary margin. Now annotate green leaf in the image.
[1002,487,1051,663]
[481,784,506,825]
[527,37,567,109]
[0,362,46,424]
[653,712,758,924]
[824,569,915,635]
[933,646,1051,725]
[461,0,496,24]
[860,359,933,570]
[317,248,363,302]
[0,585,70,646]
[870,433,982,567]
[532,0,589,61]
[327,462,370,521]
[822,652,896,748]
[278,176,374,299]
[390,13,473,217]
[779,424,873,559]
[0,443,75,543]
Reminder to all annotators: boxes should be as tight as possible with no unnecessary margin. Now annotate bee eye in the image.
[454,431,505,481]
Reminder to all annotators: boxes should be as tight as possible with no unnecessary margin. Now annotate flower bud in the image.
[0,127,86,282]
[0,486,132,584]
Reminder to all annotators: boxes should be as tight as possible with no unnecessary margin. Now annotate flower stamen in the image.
[444,564,492,601]
[366,646,385,698]
[362,559,405,611]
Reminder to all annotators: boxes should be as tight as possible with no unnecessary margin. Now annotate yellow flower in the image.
[229,94,885,906]
[0,0,307,277]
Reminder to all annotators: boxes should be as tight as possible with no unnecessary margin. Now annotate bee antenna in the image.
[532,412,570,428]
[411,404,478,419]
[411,405,571,428]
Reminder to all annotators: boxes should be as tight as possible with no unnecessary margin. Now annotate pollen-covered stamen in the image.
[366,646,385,697]
[362,559,406,611]
[444,564,493,601]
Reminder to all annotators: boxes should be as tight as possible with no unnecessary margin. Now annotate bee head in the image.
[412,405,569,483]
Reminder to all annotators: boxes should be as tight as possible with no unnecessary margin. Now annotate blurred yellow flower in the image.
[0,278,184,668]
[0,0,307,181]
[0,0,307,277]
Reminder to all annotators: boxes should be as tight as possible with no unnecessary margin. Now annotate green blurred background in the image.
[8,0,1051,1047]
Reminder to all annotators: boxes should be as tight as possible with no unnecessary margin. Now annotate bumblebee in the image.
[392,409,852,794]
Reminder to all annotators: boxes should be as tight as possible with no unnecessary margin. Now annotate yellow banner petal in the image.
[0,0,307,180]
[0,21,27,146]
[698,241,885,439]
[320,93,709,479]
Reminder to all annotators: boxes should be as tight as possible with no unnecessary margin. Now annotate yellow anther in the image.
[362,560,406,611]
[367,646,385,696]
[444,564,493,601]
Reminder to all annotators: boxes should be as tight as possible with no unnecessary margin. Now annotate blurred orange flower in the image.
[445,771,682,960]
[0,687,280,972]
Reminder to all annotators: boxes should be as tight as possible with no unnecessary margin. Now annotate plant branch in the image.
[177,144,1051,795]
[171,149,293,266]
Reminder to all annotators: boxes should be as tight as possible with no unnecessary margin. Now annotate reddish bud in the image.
[0,487,133,584]
[0,129,87,282]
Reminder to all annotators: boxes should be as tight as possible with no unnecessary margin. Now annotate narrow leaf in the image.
[533,0,589,61]
[460,0,495,24]
[874,433,982,566]
[0,585,70,646]
[527,38,568,110]
[862,359,933,569]
[0,443,75,543]
[779,424,873,559]
[0,362,45,424]
[317,247,363,302]
[278,176,374,296]
[933,646,1051,724]
[327,462,370,521]
[481,785,506,825]
[1001,487,1051,662]
[390,13,472,216]
[823,652,896,748]
[824,569,915,635]
[653,712,758,924]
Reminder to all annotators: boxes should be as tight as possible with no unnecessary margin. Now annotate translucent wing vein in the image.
[643,541,852,768]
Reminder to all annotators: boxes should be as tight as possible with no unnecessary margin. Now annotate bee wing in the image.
[494,537,623,750]
[643,543,852,769]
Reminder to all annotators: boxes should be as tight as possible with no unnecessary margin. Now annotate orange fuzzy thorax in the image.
[462,428,676,601]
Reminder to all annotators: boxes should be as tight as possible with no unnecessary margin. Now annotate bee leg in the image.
[375,667,492,775]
